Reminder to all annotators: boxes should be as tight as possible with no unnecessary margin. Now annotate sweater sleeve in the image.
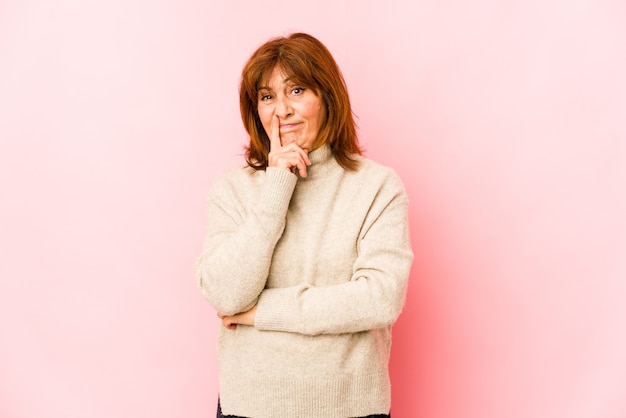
[195,167,297,315]
[254,173,414,335]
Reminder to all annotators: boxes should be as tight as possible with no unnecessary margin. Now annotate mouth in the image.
[279,122,302,132]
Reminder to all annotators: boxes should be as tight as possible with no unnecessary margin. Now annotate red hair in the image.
[239,32,361,171]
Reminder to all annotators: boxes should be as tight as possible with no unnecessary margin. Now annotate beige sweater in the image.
[196,144,413,418]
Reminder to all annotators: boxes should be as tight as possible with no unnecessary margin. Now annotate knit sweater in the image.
[196,143,413,418]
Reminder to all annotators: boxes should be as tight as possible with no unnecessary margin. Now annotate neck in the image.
[302,143,335,179]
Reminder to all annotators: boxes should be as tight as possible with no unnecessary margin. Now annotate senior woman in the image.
[196,32,413,418]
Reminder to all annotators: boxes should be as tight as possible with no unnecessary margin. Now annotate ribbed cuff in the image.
[261,167,297,214]
[255,286,303,333]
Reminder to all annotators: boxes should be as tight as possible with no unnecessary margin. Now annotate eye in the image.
[258,89,273,101]
[291,87,305,95]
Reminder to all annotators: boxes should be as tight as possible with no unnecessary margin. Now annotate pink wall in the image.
[1,1,624,417]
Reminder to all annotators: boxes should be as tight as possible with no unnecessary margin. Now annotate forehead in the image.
[258,66,290,89]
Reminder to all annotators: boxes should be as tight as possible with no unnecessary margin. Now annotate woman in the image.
[196,32,413,418]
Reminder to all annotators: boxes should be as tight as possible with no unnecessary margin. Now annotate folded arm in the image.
[195,168,296,315]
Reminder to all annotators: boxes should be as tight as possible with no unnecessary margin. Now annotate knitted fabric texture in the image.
[196,144,413,418]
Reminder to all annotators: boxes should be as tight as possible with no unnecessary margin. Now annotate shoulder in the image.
[207,165,262,199]
[350,155,408,196]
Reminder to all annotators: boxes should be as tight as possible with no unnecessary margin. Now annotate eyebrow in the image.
[257,76,294,91]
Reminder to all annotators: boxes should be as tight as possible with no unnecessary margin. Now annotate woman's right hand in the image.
[267,115,311,178]
[217,305,257,330]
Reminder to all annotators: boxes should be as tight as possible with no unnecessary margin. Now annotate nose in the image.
[274,95,292,118]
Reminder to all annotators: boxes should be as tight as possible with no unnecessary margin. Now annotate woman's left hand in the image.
[217,305,257,330]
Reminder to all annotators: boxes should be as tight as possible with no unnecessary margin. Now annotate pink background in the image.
[1,1,625,417]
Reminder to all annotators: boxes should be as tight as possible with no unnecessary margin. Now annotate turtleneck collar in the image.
[302,143,335,179]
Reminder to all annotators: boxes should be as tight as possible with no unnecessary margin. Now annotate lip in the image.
[279,122,302,132]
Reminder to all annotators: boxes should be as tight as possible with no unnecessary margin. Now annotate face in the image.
[257,66,326,152]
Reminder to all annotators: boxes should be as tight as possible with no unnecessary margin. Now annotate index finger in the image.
[269,115,282,152]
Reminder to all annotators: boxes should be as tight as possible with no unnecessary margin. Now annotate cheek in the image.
[257,107,272,130]
[312,104,325,130]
